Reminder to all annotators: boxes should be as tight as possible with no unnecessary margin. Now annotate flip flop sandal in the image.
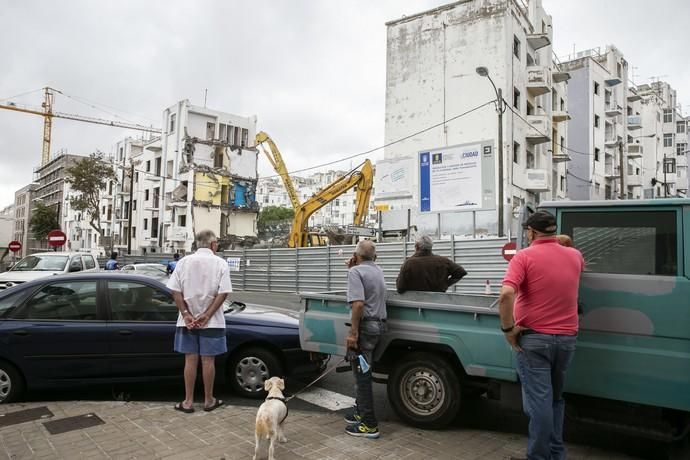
[174,402,194,413]
[203,399,224,412]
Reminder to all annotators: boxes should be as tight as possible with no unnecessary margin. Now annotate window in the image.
[151,218,159,238]
[594,115,600,128]
[526,150,535,169]
[82,256,96,270]
[677,143,687,156]
[560,98,565,111]
[214,150,223,168]
[513,142,520,164]
[241,128,249,147]
[594,82,600,95]
[133,200,137,211]
[513,35,521,59]
[17,281,99,320]
[169,114,176,133]
[135,172,139,183]
[146,160,151,172]
[206,122,215,140]
[513,88,520,110]
[178,215,186,226]
[664,133,673,147]
[663,109,673,123]
[561,211,677,276]
[145,189,150,201]
[144,219,148,230]
[132,227,136,238]
[155,158,162,176]
[594,182,601,194]
[107,282,178,322]
[677,122,685,134]
[0,288,34,319]
[234,127,240,145]
[560,175,565,190]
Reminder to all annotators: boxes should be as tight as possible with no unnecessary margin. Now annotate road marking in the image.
[294,387,355,411]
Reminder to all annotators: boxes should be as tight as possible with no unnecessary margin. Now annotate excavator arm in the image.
[288,159,373,248]
[255,131,302,210]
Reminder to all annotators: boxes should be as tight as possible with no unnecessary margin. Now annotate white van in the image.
[0,252,99,291]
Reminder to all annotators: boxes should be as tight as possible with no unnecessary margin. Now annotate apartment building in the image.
[0,205,15,261]
[27,153,83,253]
[636,81,686,198]
[561,45,631,201]
[12,184,35,258]
[105,100,260,254]
[380,0,568,237]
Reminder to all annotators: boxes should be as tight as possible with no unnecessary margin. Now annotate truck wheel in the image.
[387,352,461,429]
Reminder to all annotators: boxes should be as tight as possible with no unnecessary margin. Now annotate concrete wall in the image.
[566,66,592,200]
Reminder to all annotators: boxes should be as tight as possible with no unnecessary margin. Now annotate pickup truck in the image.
[299,199,690,445]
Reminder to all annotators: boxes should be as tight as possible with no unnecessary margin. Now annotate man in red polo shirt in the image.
[499,210,584,460]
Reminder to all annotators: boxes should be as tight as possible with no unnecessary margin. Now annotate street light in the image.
[476,66,506,237]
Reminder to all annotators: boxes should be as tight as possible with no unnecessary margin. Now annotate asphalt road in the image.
[22,290,685,459]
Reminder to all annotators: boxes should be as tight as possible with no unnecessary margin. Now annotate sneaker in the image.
[343,407,362,424]
[345,422,380,439]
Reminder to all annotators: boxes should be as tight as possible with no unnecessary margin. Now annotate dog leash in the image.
[284,357,347,402]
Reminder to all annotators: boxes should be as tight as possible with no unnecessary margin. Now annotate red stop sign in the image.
[47,229,67,247]
[502,241,517,262]
[8,241,21,252]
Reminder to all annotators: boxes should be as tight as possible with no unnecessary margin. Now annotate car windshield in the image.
[10,255,69,272]
[222,300,246,314]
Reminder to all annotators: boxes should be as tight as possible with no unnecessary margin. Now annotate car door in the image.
[2,279,108,385]
[105,280,182,379]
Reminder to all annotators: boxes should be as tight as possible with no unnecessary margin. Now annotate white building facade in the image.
[379,0,568,237]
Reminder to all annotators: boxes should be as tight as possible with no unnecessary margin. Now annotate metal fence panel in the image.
[221,237,511,295]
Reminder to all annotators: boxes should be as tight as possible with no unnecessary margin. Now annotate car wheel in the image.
[387,352,461,429]
[228,347,283,399]
[0,361,24,404]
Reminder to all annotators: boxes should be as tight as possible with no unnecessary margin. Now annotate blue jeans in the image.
[351,319,386,427]
[515,333,577,460]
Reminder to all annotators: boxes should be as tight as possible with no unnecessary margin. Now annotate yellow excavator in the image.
[254,132,374,248]
[288,160,374,248]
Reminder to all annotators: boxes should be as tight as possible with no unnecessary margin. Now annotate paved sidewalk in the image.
[0,401,641,459]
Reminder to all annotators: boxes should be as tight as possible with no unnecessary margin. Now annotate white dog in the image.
[253,377,288,460]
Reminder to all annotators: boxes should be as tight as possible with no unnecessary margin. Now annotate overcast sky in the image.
[2,0,689,208]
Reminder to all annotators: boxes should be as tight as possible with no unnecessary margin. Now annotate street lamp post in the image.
[476,66,505,237]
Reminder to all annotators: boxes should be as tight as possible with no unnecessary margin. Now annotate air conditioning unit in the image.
[525,169,549,192]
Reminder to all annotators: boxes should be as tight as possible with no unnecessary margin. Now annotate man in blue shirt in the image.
[167,253,180,274]
[105,252,119,270]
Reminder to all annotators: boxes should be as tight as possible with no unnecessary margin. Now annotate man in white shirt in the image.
[167,230,232,413]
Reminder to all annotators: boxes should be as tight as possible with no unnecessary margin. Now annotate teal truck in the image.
[299,199,690,443]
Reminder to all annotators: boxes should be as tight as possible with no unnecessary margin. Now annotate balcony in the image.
[605,77,622,87]
[526,66,551,96]
[627,88,642,102]
[627,144,643,158]
[552,71,571,83]
[169,227,187,242]
[525,114,551,144]
[145,174,161,182]
[627,175,642,187]
[552,109,571,123]
[605,166,620,179]
[676,156,688,168]
[605,102,622,117]
[551,151,571,163]
[627,115,642,130]
[526,32,551,50]
[144,199,160,211]
[525,169,549,192]
[604,136,620,148]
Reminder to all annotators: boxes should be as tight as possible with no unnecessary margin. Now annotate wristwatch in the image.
[501,324,515,333]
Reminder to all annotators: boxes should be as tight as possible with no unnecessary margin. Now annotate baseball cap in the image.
[522,210,557,234]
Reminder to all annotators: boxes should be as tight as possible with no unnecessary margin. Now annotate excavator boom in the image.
[288,159,373,248]
[255,132,302,210]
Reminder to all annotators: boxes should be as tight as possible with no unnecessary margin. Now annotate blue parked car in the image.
[0,272,325,403]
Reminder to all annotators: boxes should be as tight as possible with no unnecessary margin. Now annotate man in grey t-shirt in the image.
[344,240,387,439]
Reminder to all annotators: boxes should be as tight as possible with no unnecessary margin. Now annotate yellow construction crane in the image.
[288,159,374,248]
[254,131,302,209]
[0,87,162,166]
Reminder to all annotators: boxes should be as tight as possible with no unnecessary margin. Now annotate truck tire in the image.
[387,352,461,429]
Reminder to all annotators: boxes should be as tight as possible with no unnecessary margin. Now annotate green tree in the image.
[30,202,58,246]
[65,152,117,239]
[257,206,294,231]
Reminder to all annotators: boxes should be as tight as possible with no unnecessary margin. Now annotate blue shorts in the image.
[174,328,227,356]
